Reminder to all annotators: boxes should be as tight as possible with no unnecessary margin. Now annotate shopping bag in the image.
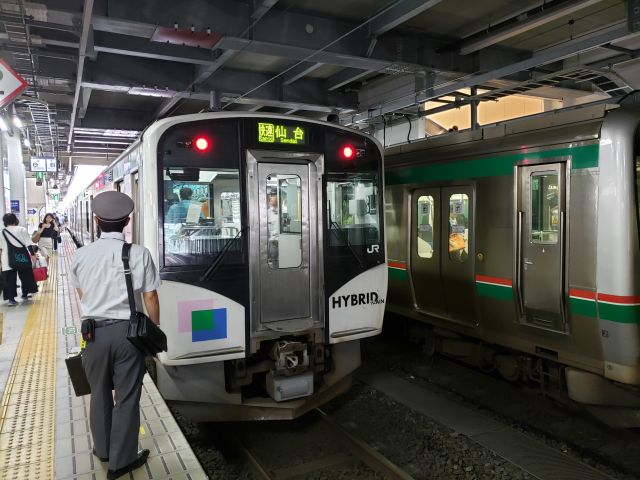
[33,266,48,282]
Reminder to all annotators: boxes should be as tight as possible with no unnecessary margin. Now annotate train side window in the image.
[416,195,434,258]
[448,193,469,262]
[162,167,242,267]
[530,173,558,244]
[266,174,302,269]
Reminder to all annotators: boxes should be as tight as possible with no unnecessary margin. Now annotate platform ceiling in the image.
[0,0,639,179]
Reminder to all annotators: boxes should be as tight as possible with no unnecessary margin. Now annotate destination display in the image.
[257,122,307,145]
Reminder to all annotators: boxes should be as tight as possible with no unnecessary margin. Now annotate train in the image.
[67,112,387,421]
[384,103,640,427]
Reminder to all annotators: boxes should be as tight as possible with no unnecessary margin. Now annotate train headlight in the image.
[341,145,354,159]
[194,136,211,152]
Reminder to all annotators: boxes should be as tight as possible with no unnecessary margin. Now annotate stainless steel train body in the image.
[68,112,387,421]
[385,104,640,425]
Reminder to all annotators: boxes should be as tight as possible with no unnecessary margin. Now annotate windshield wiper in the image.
[199,226,246,282]
[330,220,366,268]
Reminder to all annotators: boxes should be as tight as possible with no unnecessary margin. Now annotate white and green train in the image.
[385,103,640,427]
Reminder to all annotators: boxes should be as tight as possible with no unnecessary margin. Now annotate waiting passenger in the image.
[166,187,203,223]
[0,213,38,306]
[31,213,59,264]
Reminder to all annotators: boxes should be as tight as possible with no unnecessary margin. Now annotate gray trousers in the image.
[82,321,145,470]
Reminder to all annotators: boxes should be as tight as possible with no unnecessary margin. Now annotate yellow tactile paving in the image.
[0,257,58,479]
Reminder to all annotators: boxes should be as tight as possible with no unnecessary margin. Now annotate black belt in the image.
[94,319,129,328]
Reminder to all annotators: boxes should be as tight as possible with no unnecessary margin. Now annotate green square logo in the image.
[191,310,214,332]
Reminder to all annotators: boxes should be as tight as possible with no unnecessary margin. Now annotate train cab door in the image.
[411,189,446,315]
[517,163,567,332]
[440,186,477,325]
[249,154,319,333]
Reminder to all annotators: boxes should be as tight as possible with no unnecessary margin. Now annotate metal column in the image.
[6,132,27,225]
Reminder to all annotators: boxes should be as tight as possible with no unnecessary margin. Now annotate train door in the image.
[258,162,311,328]
[517,163,567,332]
[411,189,446,315]
[410,186,477,325]
[248,151,319,333]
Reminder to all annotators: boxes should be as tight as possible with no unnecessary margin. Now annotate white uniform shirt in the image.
[0,226,32,272]
[70,232,161,320]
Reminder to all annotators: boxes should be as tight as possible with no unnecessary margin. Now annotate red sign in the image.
[0,58,28,109]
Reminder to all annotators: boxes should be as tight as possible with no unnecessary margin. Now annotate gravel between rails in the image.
[322,382,535,480]
[361,333,640,480]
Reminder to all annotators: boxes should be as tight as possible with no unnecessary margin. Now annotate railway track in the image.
[233,408,414,480]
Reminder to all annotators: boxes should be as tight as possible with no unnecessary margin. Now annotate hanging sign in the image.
[30,157,46,172]
[0,59,28,109]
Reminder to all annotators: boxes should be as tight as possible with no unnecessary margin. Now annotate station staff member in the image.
[70,191,161,480]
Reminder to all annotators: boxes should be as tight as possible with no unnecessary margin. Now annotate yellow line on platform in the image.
[0,257,58,479]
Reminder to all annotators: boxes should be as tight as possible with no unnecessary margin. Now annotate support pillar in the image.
[0,134,6,218]
[6,132,26,226]
[470,86,479,130]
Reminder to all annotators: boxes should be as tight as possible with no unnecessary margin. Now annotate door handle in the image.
[524,260,533,265]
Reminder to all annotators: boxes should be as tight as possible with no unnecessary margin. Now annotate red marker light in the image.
[342,145,354,159]
[194,136,210,152]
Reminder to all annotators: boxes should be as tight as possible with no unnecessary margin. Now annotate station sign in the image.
[30,157,57,172]
[0,59,28,109]
[10,200,19,213]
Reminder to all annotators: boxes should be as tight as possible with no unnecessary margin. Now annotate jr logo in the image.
[367,244,379,254]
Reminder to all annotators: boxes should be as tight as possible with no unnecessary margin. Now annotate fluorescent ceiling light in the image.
[13,116,23,129]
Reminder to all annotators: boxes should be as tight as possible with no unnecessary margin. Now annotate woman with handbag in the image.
[0,213,38,306]
[31,212,59,264]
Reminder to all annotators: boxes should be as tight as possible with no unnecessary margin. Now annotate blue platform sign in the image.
[27,208,37,215]
[10,200,19,213]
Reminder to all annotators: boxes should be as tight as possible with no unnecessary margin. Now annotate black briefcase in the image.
[65,350,91,396]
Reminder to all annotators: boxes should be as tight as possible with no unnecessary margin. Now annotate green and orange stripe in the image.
[388,260,408,281]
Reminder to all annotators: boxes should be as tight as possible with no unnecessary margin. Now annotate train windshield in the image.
[326,174,380,246]
[163,167,241,267]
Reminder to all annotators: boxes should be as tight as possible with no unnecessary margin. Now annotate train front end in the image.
[143,114,386,421]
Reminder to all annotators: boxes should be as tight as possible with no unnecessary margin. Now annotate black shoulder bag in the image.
[3,229,32,270]
[122,243,167,356]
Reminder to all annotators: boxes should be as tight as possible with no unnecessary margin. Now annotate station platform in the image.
[0,234,208,479]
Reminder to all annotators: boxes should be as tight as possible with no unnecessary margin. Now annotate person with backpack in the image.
[0,213,38,306]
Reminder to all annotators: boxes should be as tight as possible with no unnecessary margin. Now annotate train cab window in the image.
[266,174,302,269]
[162,167,241,267]
[448,194,469,262]
[530,173,558,244]
[326,174,380,246]
[417,195,434,258]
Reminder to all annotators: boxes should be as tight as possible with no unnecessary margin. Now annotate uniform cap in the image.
[92,191,134,221]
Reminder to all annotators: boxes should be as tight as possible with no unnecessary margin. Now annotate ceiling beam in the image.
[282,62,324,86]
[215,36,392,71]
[93,32,219,66]
[78,87,91,119]
[344,22,638,124]
[327,68,375,91]
[67,0,94,152]
[368,0,442,36]
[459,0,604,55]
[251,0,279,22]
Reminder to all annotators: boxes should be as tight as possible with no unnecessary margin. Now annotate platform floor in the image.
[0,235,208,479]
